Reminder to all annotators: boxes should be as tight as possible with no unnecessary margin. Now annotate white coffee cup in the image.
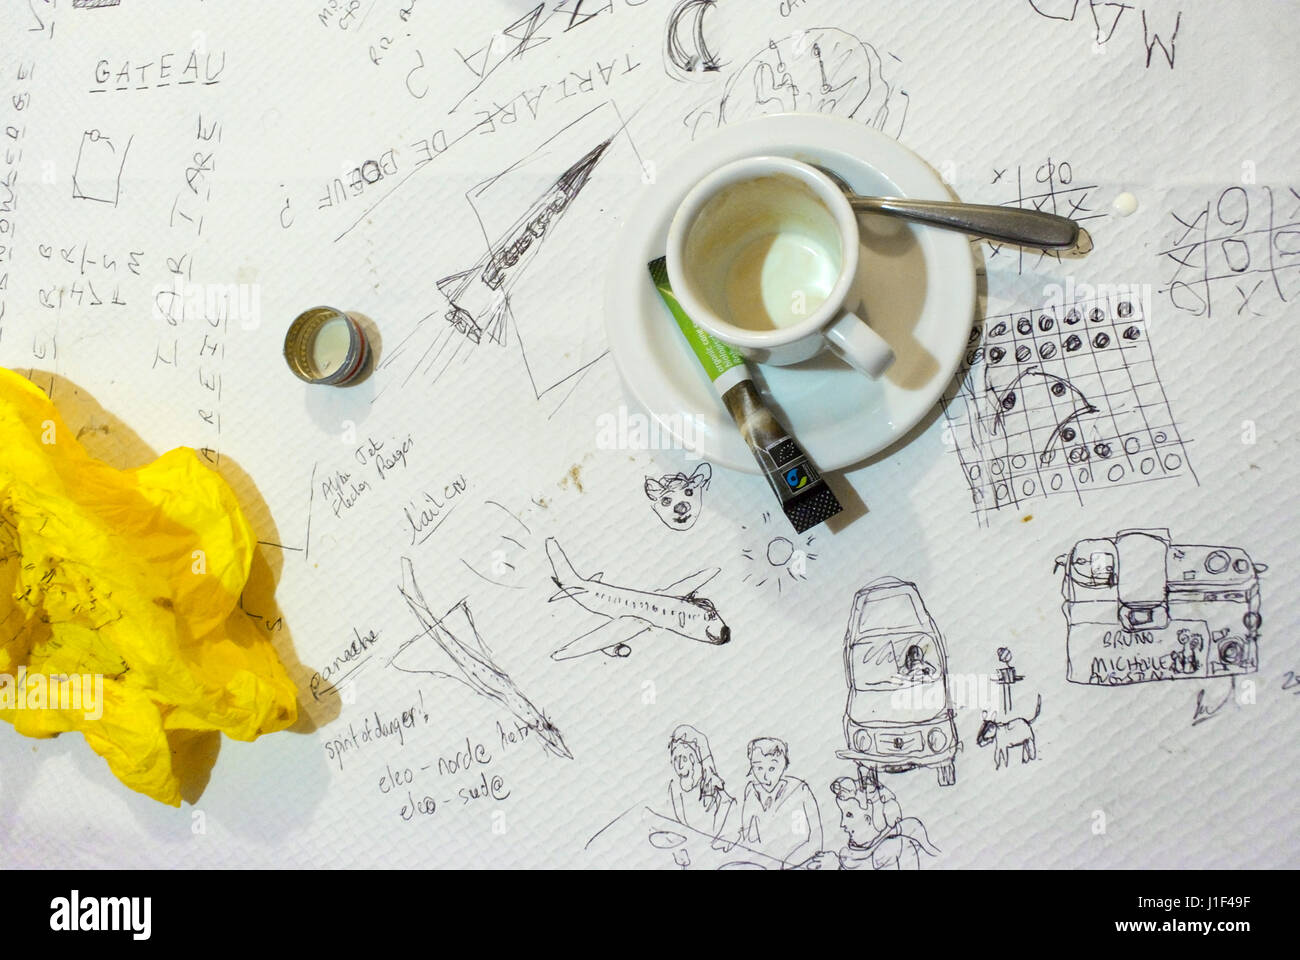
[665,156,895,378]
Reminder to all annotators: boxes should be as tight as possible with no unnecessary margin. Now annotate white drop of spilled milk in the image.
[723,231,838,330]
[312,316,353,377]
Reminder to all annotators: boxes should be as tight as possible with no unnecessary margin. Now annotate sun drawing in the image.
[739,512,818,595]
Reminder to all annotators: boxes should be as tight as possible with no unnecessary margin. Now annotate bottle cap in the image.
[283,307,370,385]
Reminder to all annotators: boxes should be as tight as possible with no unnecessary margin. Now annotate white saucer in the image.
[604,113,977,473]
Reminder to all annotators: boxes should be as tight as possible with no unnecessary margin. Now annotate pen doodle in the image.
[71,130,132,206]
[1024,1,1183,69]
[663,0,723,81]
[666,724,734,841]
[1056,529,1265,686]
[377,105,632,408]
[724,736,822,867]
[1159,185,1300,320]
[793,773,937,871]
[684,27,908,141]
[437,138,610,349]
[449,0,621,112]
[941,294,1196,525]
[460,499,538,591]
[984,159,1106,274]
[588,803,788,870]
[976,694,1041,770]
[545,538,730,660]
[587,725,822,870]
[588,747,935,870]
[739,512,816,595]
[1191,677,1239,727]
[993,646,1024,714]
[391,558,572,759]
[585,579,960,867]
[835,577,959,787]
[645,463,711,531]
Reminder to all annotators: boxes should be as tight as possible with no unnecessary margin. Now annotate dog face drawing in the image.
[645,464,712,531]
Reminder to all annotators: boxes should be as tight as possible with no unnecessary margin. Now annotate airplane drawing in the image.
[374,109,620,409]
[393,557,573,759]
[545,538,731,661]
[437,138,612,347]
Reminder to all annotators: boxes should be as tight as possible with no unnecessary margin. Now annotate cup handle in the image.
[824,312,895,379]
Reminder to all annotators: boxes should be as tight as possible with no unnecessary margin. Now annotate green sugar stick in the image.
[648,257,842,533]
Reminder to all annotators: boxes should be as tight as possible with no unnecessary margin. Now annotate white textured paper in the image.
[0,0,1297,869]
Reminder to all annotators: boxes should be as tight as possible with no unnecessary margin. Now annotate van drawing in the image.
[835,577,958,786]
[1056,528,1265,686]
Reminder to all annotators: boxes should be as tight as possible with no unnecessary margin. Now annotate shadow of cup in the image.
[853,213,938,390]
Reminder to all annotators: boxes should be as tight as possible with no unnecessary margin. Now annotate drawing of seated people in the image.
[667,724,734,841]
[726,737,822,866]
[794,775,938,870]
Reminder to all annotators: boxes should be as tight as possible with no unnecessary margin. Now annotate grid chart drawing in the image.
[941,295,1197,525]
[987,159,1108,275]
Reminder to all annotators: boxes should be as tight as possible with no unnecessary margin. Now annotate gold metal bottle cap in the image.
[283,307,370,385]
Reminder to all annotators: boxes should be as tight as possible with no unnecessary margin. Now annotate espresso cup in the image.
[665,156,894,378]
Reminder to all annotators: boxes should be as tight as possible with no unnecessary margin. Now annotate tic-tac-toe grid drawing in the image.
[942,295,1196,524]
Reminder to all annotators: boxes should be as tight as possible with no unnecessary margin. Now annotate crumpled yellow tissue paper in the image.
[0,368,298,805]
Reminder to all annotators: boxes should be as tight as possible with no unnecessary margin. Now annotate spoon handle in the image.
[849,196,1080,248]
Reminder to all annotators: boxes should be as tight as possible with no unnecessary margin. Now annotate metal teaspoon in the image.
[816,164,1081,249]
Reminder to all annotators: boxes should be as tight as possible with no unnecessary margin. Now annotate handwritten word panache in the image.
[309,627,381,701]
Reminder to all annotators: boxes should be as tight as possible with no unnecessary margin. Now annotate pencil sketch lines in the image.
[1023,1,1183,69]
[1159,185,1300,319]
[683,27,908,141]
[1056,528,1264,686]
[71,130,132,206]
[664,0,723,81]
[793,773,937,870]
[941,295,1196,524]
[985,159,1105,273]
[738,512,817,595]
[449,1,613,113]
[377,106,622,406]
[439,137,610,349]
[545,538,729,661]
[392,557,572,759]
[645,463,711,531]
[835,577,959,787]
[459,500,535,591]
[976,694,1041,769]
